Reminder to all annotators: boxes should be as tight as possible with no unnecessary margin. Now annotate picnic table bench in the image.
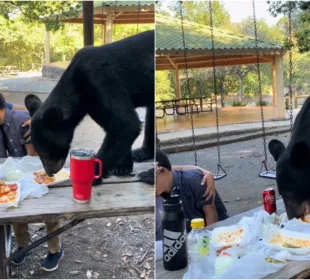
[156,199,310,279]
[156,97,213,118]
[0,66,19,76]
[0,159,154,278]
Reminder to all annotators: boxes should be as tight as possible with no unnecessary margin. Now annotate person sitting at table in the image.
[155,148,229,240]
[5,100,31,138]
[0,93,63,271]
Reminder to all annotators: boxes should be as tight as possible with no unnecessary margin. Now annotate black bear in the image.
[25,30,154,184]
[269,96,310,219]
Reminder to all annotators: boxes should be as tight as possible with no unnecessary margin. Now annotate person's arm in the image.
[173,165,215,201]
[202,204,218,226]
[6,103,26,111]
[24,144,37,156]
[188,171,218,226]
[12,104,26,111]
[18,114,37,156]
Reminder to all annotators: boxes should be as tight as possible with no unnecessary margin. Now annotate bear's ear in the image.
[24,94,42,117]
[269,139,286,162]
[290,141,310,169]
[43,105,64,129]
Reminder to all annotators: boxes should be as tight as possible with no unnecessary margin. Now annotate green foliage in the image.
[256,100,270,107]
[0,1,81,31]
[156,71,175,102]
[0,15,45,70]
[268,1,310,53]
[232,101,246,107]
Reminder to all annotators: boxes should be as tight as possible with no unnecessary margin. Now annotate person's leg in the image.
[46,221,61,253]
[41,221,64,272]
[11,223,31,265]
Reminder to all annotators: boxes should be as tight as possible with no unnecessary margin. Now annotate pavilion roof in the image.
[156,15,283,54]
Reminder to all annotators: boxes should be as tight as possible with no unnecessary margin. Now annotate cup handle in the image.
[94,159,102,179]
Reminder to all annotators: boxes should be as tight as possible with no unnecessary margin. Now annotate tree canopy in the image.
[156,0,310,106]
[0,1,81,31]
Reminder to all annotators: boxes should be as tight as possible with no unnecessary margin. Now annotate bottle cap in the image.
[163,194,183,212]
[191,218,205,229]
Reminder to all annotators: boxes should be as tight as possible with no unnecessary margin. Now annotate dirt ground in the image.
[4,93,154,279]
[11,215,154,279]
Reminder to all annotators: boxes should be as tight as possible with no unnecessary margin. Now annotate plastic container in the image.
[188,218,211,278]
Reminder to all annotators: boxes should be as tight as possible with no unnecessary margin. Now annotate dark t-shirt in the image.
[156,170,229,240]
[0,109,30,157]
[172,169,228,232]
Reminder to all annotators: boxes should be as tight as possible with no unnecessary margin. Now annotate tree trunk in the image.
[219,78,225,108]
[239,76,244,102]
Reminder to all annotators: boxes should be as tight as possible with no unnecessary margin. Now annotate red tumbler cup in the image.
[70,148,102,203]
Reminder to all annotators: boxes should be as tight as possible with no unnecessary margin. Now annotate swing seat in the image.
[214,173,227,180]
[259,171,276,179]
[214,164,227,181]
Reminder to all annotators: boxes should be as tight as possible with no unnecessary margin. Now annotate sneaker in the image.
[41,247,64,272]
[11,247,26,266]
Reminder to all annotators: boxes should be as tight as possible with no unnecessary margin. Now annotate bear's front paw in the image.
[132,147,154,162]
[93,177,103,186]
[109,166,133,176]
[137,168,154,185]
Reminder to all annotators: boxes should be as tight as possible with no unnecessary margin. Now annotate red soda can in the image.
[263,188,277,214]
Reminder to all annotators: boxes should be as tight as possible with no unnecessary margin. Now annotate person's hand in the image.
[22,119,31,138]
[201,169,215,203]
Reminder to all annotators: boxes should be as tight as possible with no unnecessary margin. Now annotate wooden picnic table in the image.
[0,159,154,278]
[156,97,213,118]
[156,199,310,279]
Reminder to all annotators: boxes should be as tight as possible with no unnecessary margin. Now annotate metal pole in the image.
[83,1,94,46]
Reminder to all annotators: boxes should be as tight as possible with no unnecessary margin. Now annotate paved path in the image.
[167,132,290,217]
[0,73,56,94]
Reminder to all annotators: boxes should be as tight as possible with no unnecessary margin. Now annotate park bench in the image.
[0,66,19,76]
[0,159,154,278]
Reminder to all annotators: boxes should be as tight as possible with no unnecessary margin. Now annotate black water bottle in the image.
[162,194,188,271]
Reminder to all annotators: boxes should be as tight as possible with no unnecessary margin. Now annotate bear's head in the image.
[25,94,73,176]
[269,139,310,219]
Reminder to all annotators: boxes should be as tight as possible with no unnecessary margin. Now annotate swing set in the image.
[156,0,294,181]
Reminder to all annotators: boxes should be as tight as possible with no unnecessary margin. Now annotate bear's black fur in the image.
[25,30,154,183]
[269,96,310,219]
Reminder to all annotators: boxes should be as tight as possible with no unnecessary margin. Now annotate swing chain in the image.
[209,0,221,167]
[155,120,160,148]
[288,3,294,135]
[252,0,268,169]
[137,1,141,34]
[179,1,198,166]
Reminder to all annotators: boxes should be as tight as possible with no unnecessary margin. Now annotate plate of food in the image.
[32,169,70,187]
[210,225,251,248]
[0,181,20,207]
[265,229,310,255]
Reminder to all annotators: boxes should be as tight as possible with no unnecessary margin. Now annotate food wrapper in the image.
[0,181,21,208]
[210,225,252,248]
[264,229,310,255]
[0,157,49,209]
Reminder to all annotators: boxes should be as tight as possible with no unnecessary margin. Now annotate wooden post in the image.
[103,24,107,44]
[44,29,50,64]
[106,10,113,43]
[273,55,285,118]
[83,1,94,46]
[175,69,181,99]
[271,61,276,106]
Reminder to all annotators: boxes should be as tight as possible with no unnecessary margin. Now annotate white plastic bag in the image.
[0,157,48,208]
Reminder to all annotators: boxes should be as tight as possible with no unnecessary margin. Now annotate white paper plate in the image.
[0,181,21,208]
[264,229,310,255]
[32,169,70,187]
[211,225,251,248]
